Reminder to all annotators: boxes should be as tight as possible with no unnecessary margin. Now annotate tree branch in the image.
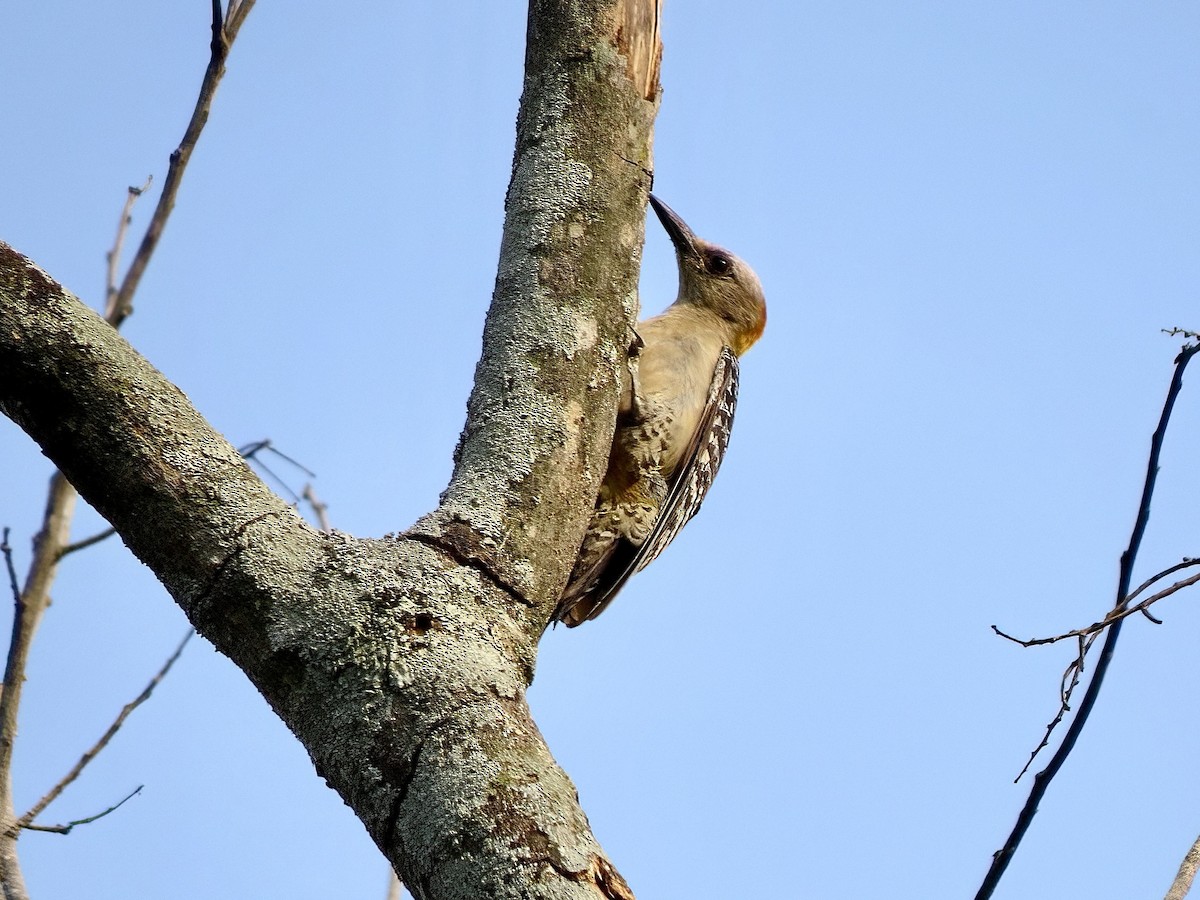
[55,527,117,561]
[992,559,1200,648]
[0,1,663,896]
[108,0,257,325]
[1166,834,1200,900]
[103,177,152,320]
[976,341,1200,899]
[302,485,332,532]
[407,0,662,621]
[21,786,142,836]
[0,473,76,900]
[0,7,259,896]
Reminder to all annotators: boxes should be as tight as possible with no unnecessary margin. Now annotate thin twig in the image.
[1,0,258,792]
[225,0,256,36]
[17,630,193,829]
[0,4,256,892]
[0,528,18,709]
[302,485,332,532]
[976,341,1200,900]
[386,870,404,900]
[108,0,258,326]
[0,474,77,822]
[55,528,117,562]
[22,786,143,835]
[0,530,19,605]
[995,561,1200,783]
[1060,632,1094,702]
[1008,634,1087,782]
[239,440,317,479]
[992,565,1200,648]
[1166,834,1200,900]
[103,177,153,321]
[1128,558,1200,605]
[240,440,318,504]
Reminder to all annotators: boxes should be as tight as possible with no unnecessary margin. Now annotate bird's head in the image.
[649,194,767,356]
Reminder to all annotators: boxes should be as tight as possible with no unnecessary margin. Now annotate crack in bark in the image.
[385,736,426,846]
[189,509,286,616]
[614,150,653,181]
[381,711,460,844]
[403,531,535,610]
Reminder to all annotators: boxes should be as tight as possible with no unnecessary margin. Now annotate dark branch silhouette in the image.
[976,339,1200,900]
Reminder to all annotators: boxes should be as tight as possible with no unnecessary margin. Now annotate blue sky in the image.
[3,3,1199,898]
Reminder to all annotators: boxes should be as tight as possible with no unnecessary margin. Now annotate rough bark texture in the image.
[408,0,659,620]
[0,1,659,897]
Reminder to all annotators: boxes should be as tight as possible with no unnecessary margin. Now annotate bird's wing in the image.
[635,346,739,572]
[554,532,638,626]
[565,347,740,625]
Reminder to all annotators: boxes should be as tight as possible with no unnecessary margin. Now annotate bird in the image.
[554,194,766,627]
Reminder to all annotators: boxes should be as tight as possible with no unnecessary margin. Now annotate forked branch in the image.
[107,0,258,326]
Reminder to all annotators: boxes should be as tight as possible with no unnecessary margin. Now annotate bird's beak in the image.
[648,194,700,262]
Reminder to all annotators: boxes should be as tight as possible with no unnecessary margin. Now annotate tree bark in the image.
[0,1,660,897]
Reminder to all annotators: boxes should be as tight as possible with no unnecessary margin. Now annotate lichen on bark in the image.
[0,1,660,896]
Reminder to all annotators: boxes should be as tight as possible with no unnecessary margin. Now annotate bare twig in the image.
[0,531,19,605]
[0,7,256,892]
[240,440,318,504]
[241,445,328,528]
[224,0,256,36]
[55,528,117,562]
[17,630,193,829]
[103,177,153,321]
[1166,834,1200,900]
[22,786,143,835]
[0,474,77,895]
[993,558,1200,782]
[1128,557,1200,605]
[991,556,1200,782]
[1006,633,1088,782]
[976,341,1200,900]
[386,870,404,900]
[108,0,258,326]
[302,485,332,532]
[992,562,1200,648]
[0,474,77,808]
[239,440,317,478]
[1059,633,1093,702]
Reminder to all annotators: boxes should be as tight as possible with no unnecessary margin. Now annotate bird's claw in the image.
[626,328,646,423]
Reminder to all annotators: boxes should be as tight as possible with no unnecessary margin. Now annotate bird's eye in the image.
[705,253,732,276]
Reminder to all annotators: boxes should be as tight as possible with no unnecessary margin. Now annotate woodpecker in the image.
[555,195,767,627]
